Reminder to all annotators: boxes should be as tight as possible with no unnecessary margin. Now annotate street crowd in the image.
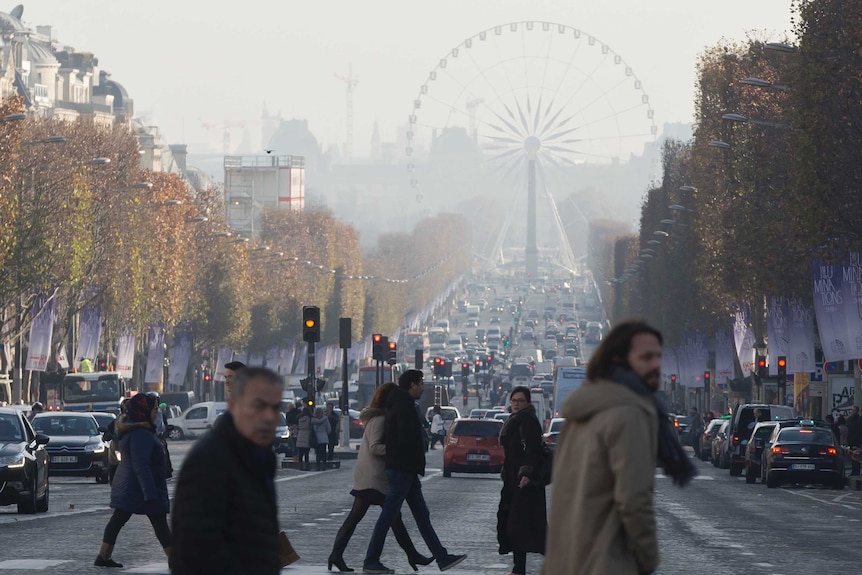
[92,320,695,575]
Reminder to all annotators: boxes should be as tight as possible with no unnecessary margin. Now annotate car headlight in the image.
[281,429,291,439]
[0,454,25,468]
[85,443,106,454]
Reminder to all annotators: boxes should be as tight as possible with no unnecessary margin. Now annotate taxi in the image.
[763,420,844,489]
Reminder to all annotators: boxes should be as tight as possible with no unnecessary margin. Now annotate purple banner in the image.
[733,303,756,377]
[26,293,55,372]
[812,260,852,362]
[144,325,165,385]
[787,298,816,373]
[116,332,135,379]
[167,327,192,388]
[74,305,102,370]
[766,296,789,376]
[843,251,862,358]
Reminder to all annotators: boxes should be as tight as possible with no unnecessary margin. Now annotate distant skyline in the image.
[20,1,794,156]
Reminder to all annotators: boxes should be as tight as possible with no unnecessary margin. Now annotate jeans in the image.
[102,509,171,548]
[364,469,447,564]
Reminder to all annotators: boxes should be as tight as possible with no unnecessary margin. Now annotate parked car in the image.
[443,418,504,477]
[700,419,726,462]
[744,421,778,483]
[763,422,844,489]
[0,407,50,513]
[725,404,795,476]
[712,420,731,468]
[166,401,227,440]
[672,415,692,444]
[544,417,565,450]
[332,407,365,439]
[31,412,109,484]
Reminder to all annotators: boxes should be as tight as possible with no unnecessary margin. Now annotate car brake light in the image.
[732,435,740,444]
[674,420,679,428]
[772,446,789,454]
[819,447,837,456]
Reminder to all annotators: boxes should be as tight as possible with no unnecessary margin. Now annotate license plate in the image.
[791,463,815,470]
[51,456,77,463]
[466,454,490,462]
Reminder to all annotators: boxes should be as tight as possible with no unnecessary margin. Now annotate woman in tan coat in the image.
[327,383,432,572]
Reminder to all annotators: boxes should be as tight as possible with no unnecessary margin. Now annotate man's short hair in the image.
[230,367,283,399]
[398,369,424,390]
[224,361,246,371]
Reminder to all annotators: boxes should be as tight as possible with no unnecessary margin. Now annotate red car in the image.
[443,418,504,478]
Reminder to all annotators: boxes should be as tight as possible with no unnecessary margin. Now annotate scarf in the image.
[610,366,697,487]
[500,402,536,441]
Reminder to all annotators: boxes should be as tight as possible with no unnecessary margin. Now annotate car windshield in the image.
[676,416,691,425]
[549,419,564,432]
[33,415,99,436]
[452,420,502,438]
[91,413,115,428]
[778,428,834,445]
[0,413,24,442]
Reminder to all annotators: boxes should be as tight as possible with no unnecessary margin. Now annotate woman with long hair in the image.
[496,386,547,575]
[327,382,432,572]
[94,393,171,567]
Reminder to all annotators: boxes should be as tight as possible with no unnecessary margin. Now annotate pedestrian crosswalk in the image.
[0,560,500,573]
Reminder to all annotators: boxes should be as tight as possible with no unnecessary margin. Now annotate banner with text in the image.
[812,258,854,362]
[74,305,102,370]
[144,325,165,384]
[116,332,135,380]
[714,327,734,386]
[786,298,816,374]
[167,327,192,388]
[26,293,55,372]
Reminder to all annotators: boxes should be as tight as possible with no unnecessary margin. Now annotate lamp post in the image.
[754,338,768,403]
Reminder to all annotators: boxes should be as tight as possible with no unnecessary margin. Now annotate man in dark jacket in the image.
[362,369,466,574]
[171,367,284,574]
[846,405,862,476]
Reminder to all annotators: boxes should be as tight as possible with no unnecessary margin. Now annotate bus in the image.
[61,371,128,413]
[552,366,587,417]
[355,364,403,409]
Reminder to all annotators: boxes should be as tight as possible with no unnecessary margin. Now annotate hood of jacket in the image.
[115,414,154,435]
[561,379,655,424]
[360,407,384,423]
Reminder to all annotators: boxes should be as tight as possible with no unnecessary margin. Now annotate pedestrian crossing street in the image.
[0,560,504,574]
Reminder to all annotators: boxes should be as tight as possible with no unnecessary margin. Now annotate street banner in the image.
[280,345,295,376]
[26,293,55,372]
[683,331,708,388]
[812,259,852,362]
[714,327,734,386]
[794,372,810,417]
[232,349,248,365]
[144,324,165,385]
[265,347,280,371]
[766,296,789,376]
[249,351,264,366]
[661,347,679,384]
[116,332,135,380]
[74,305,102,370]
[167,327,192,388]
[733,303,756,377]
[214,347,232,381]
[842,251,862,358]
[56,345,69,370]
[296,343,308,373]
[787,298,816,374]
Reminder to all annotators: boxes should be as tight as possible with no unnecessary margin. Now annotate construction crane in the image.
[334,64,359,158]
[202,121,245,155]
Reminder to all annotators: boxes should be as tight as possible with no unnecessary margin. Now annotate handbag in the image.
[521,437,553,486]
[278,531,300,567]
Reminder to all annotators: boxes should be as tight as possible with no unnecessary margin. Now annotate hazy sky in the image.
[22,1,794,156]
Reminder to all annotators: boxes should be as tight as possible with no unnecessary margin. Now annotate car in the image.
[483,409,506,419]
[31,412,110,483]
[274,412,293,456]
[90,412,117,433]
[468,409,490,419]
[493,412,510,422]
[700,418,726,462]
[465,319,479,328]
[0,407,50,513]
[167,401,228,440]
[425,406,461,433]
[490,317,501,325]
[744,421,778,483]
[712,420,731,468]
[332,408,366,439]
[763,423,845,489]
[726,404,796,476]
[442,418,504,477]
[543,417,565,450]
[672,415,692,444]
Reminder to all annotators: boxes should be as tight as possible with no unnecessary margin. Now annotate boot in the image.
[392,514,432,572]
[94,542,123,568]
[163,547,171,561]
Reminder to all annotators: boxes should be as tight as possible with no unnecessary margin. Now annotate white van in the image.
[167,401,227,440]
[447,336,464,353]
[435,319,450,334]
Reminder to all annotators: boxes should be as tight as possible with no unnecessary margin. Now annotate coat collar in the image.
[213,412,276,479]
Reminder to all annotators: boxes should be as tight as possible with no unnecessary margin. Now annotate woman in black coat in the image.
[94,393,171,567]
[497,386,547,575]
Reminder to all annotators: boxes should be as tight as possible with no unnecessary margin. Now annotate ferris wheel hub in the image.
[524,135,541,155]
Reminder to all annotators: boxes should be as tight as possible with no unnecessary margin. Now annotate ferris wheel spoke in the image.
[571,76,635,120]
[514,100,531,135]
[571,103,647,133]
[543,125,581,142]
[488,108,526,138]
[554,53,611,122]
[533,94,543,134]
[484,134,524,145]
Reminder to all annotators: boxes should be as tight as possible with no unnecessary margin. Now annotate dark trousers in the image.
[429,431,444,449]
[512,550,526,574]
[365,470,447,564]
[328,438,337,459]
[315,443,328,464]
[330,495,422,560]
[102,509,171,548]
[297,447,310,464]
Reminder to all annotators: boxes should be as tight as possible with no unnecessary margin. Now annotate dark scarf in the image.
[610,366,697,487]
[500,403,536,441]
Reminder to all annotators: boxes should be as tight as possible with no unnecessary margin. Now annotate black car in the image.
[744,422,778,483]
[0,408,50,513]
[32,412,110,483]
[763,423,844,489]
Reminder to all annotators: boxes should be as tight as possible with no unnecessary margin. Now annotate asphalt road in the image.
[3,438,862,574]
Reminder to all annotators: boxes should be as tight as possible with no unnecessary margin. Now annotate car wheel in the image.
[729,462,742,476]
[168,427,185,441]
[36,481,49,513]
[443,467,451,478]
[745,463,756,484]
[96,472,109,484]
[766,472,779,489]
[17,477,38,514]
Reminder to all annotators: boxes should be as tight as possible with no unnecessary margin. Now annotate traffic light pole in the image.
[306,341,316,407]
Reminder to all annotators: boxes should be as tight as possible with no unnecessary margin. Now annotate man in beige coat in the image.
[544,320,666,575]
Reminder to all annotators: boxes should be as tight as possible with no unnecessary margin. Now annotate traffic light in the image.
[756,356,767,378]
[203,370,212,384]
[302,306,321,343]
[433,357,443,377]
[97,357,107,371]
[777,356,787,379]
[703,371,710,387]
[462,394,468,407]
[372,334,384,361]
[474,359,481,373]
[461,362,470,377]
[670,374,677,386]
[387,341,397,365]
[304,396,314,408]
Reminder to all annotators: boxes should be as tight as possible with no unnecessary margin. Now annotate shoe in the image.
[94,556,123,568]
[362,561,395,574]
[408,553,434,571]
[438,554,467,572]
[328,556,354,572]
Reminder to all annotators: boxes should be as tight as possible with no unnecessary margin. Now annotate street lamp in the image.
[1,113,26,123]
[765,42,798,54]
[709,140,732,150]
[23,136,67,146]
[740,77,792,92]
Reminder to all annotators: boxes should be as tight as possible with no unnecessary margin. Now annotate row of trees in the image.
[0,97,471,399]
[599,0,860,346]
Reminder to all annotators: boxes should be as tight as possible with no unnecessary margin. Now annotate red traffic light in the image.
[372,334,382,343]
[777,357,787,368]
[462,363,469,369]
[388,341,397,351]
[486,356,492,363]
[757,358,767,369]
[703,371,710,380]
[670,375,677,382]
[474,360,481,366]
